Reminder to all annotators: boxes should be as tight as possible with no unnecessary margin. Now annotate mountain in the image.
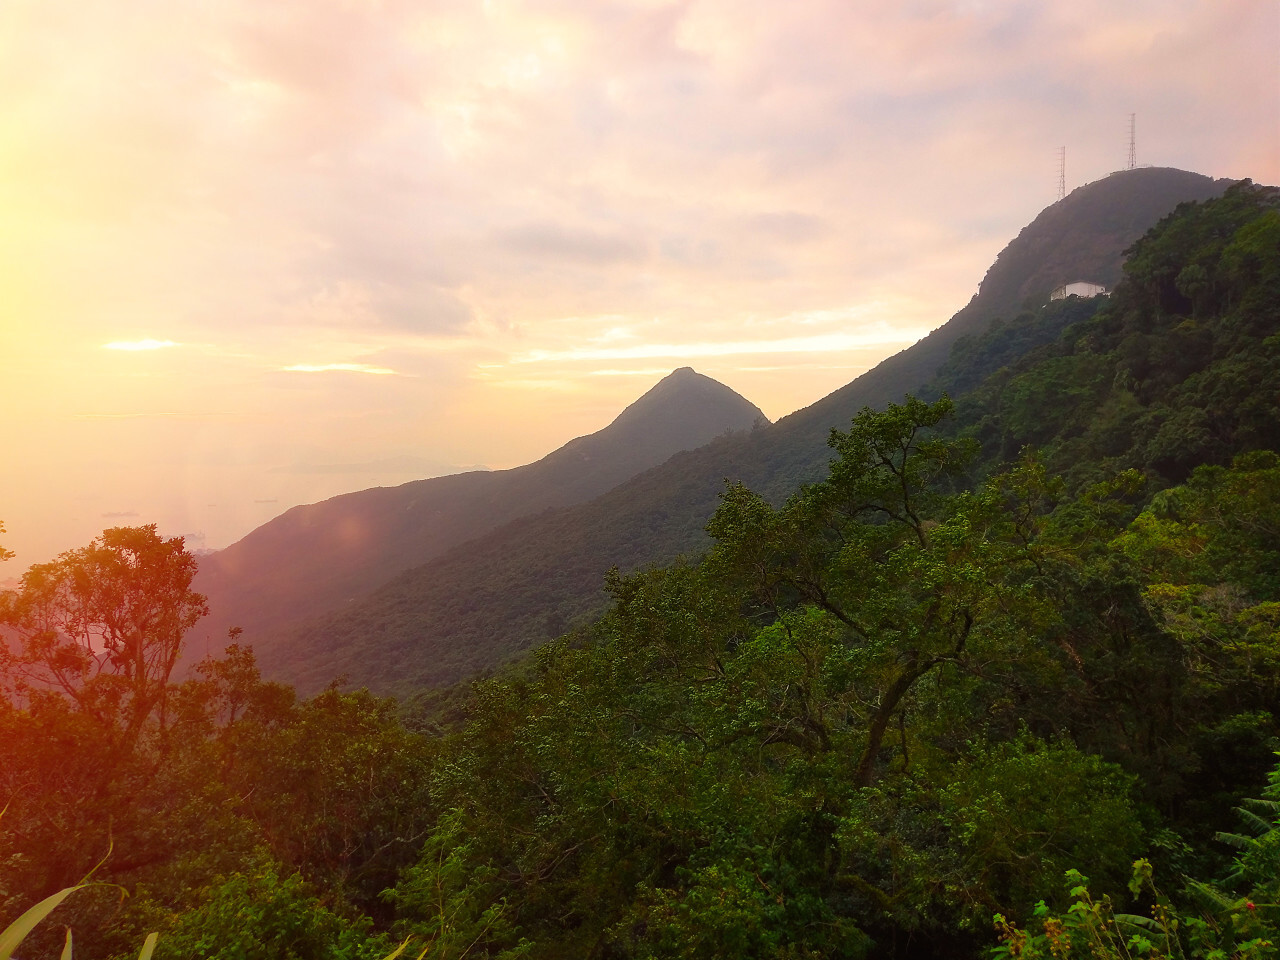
[375,183,1280,960]
[740,167,1233,498]
[254,167,1233,694]
[190,367,767,659]
[950,178,1280,487]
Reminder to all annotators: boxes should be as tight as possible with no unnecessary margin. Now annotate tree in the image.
[706,396,1047,787]
[0,525,208,747]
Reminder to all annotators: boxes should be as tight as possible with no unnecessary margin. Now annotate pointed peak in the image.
[609,368,768,433]
[647,366,702,390]
[644,366,701,390]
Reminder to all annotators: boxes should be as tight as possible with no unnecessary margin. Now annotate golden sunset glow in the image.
[1,0,1275,566]
[103,340,180,352]
[505,330,934,365]
[281,363,399,375]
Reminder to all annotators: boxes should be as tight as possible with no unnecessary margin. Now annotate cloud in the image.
[19,0,1268,354]
[102,339,178,351]
[587,367,684,377]
[745,212,831,243]
[100,510,140,519]
[508,329,933,365]
[72,412,192,420]
[499,222,649,265]
[280,363,398,375]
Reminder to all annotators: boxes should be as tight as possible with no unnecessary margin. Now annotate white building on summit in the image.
[1050,281,1108,300]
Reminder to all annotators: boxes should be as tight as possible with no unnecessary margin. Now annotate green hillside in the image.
[380,179,1280,960]
[950,181,1280,488]
[264,168,1230,695]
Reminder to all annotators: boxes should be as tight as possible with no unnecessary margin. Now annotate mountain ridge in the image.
[191,367,766,656]
[257,166,1236,694]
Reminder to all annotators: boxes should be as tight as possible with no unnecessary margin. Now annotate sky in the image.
[1,0,1277,569]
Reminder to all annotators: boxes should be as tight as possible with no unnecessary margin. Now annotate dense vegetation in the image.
[2,181,1278,958]
[946,181,1280,489]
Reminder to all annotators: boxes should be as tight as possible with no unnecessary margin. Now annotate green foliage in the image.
[1215,754,1280,903]
[386,810,529,960]
[390,396,1204,957]
[993,849,1276,960]
[990,758,1280,959]
[0,527,438,956]
[0,884,85,960]
[0,825,157,960]
[706,397,1062,790]
[930,297,1108,402]
[0,525,208,746]
[151,864,390,960]
[830,735,1144,944]
[937,737,1145,918]
[384,402,1009,955]
[0,885,160,960]
[613,854,872,960]
[956,182,1280,490]
[210,685,438,912]
[1126,451,1280,601]
[389,340,1279,956]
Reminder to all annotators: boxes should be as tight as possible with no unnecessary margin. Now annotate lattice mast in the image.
[1127,114,1136,170]
[1057,146,1066,200]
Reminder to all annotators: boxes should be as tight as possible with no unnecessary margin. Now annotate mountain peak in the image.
[608,368,767,435]
[972,167,1231,317]
[195,366,769,659]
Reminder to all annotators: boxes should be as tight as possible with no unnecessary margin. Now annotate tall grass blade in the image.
[136,931,159,960]
[378,937,413,960]
[59,928,73,960]
[0,885,84,960]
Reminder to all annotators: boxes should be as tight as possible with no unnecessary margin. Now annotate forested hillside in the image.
[1,178,1276,960]
[942,181,1280,489]
[265,168,1229,696]
[192,367,766,658]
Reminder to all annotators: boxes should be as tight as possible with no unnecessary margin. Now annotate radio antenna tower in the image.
[1127,113,1136,170]
[1057,146,1066,200]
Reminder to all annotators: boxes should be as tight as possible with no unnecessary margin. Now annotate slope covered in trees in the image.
[947,182,1280,489]
[401,405,1279,959]
[192,367,766,658]
[366,184,1279,956]
[266,168,1230,695]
